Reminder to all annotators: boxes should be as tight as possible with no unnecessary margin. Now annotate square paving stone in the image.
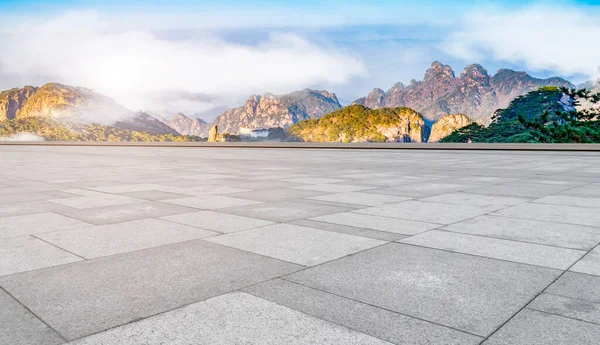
[563,184,600,197]
[0,289,64,345]
[244,279,483,345]
[160,195,262,209]
[88,184,166,193]
[372,183,472,198]
[483,309,600,345]
[354,201,490,225]
[292,184,377,193]
[533,195,600,209]
[494,203,600,227]
[468,184,565,198]
[289,219,407,241]
[0,212,91,239]
[49,194,142,209]
[205,223,385,266]
[0,200,72,218]
[547,272,600,303]
[286,243,560,336]
[570,246,600,276]
[55,201,198,225]
[400,230,585,269]
[307,192,411,207]
[282,177,348,184]
[0,240,301,340]
[225,188,328,202]
[529,293,600,325]
[442,215,600,250]
[0,236,82,276]
[218,200,353,222]
[68,292,391,345]
[421,193,529,211]
[37,218,218,259]
[118,190,192,201]
[311,212,439,235]
[161,210,273,233]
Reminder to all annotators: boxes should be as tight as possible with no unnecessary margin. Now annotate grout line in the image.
[523,307,600,327]
[31,235,88,261]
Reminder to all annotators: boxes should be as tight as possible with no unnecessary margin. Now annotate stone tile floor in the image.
[1,145,600,344]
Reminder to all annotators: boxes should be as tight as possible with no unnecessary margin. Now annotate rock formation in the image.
[428,114,472,142]
[0,83,176,135]
[212,89,342,134]
[208,125,218,142]
[168,113,210,137]
[354,61,573,124]
[288,105,429,143]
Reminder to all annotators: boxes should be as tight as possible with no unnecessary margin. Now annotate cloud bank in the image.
[0,11,366,118]
[442,4,600,79]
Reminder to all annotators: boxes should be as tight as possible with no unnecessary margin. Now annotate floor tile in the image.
[547,272,600,303]
[292,184,376,193]
[534,195,600,209]
[219,200,352,222]
[68,292,391,345]
[0,236,82,276]
[311,212,439,235]
[442,215,600,250]
[0,289,64,345]
[161,195,262,209]
[88,184,166,193]
[50,194,141,209]
[245,279,483,345]
[282,177,348,184]
[529,293,600,325]
[307,192,411,207]
[161,210,273,233]
[0,240,301,340]
[225,188,328,202]
[38,219,218,259]
[355,201,489,225]
[118,190,192,201]
[205,223,384,266]
[55,201,200,225]
[289,219,407,241]
[400,230,585,269]
[287,243,560,336]
[421,192,528,211]
[570,246,600,276]
[494,203,600,227]
[0,212,91,239]
[483,309,600,345]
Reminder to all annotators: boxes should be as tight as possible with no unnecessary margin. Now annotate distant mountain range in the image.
[353,62,574,124]
[0,62,592,142]
[212,89,342,134]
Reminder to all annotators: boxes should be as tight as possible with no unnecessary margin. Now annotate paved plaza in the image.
[1,145,600,344]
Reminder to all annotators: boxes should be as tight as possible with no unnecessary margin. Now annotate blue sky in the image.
[0,0,599,118]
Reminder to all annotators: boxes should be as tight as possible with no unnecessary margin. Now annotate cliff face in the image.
[0,83,176,135]
[168,113,210,137]
[213,89,342,134]
[354,62,574,124]
[288,105,429,143]
[428,114,472,142]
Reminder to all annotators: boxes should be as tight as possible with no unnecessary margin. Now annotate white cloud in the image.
[442,4,600,79]
[0,11,366,117]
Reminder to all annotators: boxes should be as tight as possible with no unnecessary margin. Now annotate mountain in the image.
[354,62,574,124]
[441,87,576,143]
[167,113,210,137]
[288,105,429,143]
[428,114,472,142]
[212,89,342,134]
[0,83,177,135]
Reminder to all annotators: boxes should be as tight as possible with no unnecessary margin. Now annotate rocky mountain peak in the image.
[424,61,456,81]
[353,61,573,124]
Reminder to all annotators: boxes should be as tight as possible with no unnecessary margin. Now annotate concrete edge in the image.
[1,141,600,151]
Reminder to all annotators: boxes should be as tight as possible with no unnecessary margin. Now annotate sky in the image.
[1,0,599,120]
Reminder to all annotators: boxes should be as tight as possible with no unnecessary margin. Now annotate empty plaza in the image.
[1,145,600,345]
